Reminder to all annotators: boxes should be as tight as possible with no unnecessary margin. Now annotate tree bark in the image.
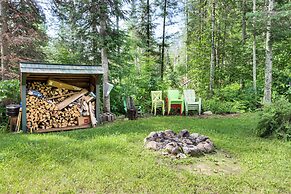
[209,0,216,97]
[161,0,167,80]
[0,0,8,81]
[252,0,257,93]
[100,2,110,112]
[242,0,247,43]
[264,0,273,104]
[146,0,150,54]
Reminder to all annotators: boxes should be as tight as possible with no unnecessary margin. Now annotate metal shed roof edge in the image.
[20,62,104,74]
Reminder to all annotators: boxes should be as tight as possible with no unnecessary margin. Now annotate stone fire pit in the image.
[144,129,215,158]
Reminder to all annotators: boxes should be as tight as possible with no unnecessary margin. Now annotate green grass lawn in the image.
[0,113,290,193]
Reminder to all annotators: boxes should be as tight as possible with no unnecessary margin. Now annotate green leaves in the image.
[256,97,291,141]
[0,80,20,102]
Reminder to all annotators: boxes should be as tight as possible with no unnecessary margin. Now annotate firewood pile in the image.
[26,80,97,132]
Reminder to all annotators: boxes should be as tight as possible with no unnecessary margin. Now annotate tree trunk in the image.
[161,0,167,80]
[242,0,247,43]
[264,0,273,104]
[0,0,8,81]
[252,0,257,93]
[209,0,216,97]
[185,0,189,84]
[100,2,110,112]
[146,0,150,54]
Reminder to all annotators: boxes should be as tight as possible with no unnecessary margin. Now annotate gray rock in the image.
[158,132,166,139]
[145,130,215,157]
[176,153,187,159]
[196,135,209,144]
[144,131,159,143]
[203,111,213,115]
[203,142,215,153]
[178,129,190,138]
[182,138,193,145]
[171,146,181,155]
[190,133,200,139]
[189,146,202,156]
[182,146,191,155]
[165,143,175,153]
[145,141,160,151]
[197,142,214,153]
[164,130,176,138]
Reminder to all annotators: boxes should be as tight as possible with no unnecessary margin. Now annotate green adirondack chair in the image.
[183,89,202,115]
[167,89,184,115]
[151,91,165,115]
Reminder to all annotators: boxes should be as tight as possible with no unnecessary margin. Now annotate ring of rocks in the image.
[144,129,215,158]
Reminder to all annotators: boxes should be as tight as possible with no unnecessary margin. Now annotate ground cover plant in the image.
[0,113,290,193]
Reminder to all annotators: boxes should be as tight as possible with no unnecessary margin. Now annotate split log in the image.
[56,89,88,110]
[47,80,82,91]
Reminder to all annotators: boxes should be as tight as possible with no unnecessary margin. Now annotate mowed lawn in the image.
[0,113,290,193]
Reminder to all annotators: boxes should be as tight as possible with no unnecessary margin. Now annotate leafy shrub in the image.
[256,97,291,141]
[0,79,20,124]
[203,98,243,114]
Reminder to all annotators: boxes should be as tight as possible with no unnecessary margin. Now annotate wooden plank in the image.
[47,92,78,100]
[47,79,82,91]
[34,124,91,133]
[89,101,97,127]
[95,75,101,124]
[56,89,88,110]
[16,108,22,132]
[21,73,27,133]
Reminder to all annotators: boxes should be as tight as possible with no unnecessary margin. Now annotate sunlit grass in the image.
[0,113,290,193]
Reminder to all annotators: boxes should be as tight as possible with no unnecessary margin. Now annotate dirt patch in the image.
[196,113,240,119]
[162,150,241,176]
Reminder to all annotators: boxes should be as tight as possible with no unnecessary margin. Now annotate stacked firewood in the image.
[27,82,73,103]
[26,81,93,132]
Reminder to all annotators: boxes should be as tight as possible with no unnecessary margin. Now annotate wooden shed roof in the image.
[20,62,103,75]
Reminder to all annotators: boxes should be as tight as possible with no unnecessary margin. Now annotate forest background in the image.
[0,0,290,116]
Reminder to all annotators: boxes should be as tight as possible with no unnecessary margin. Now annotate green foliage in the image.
[203,83,262,114]
[0,79,20,102]
[0,79,20,124]
[256,97,291,141]
[203,98,243,114]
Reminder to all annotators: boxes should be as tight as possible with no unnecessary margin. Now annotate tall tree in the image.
[242,0,247,43]
[209,0,215,96]
[100,1,110,112]
[0,0,8,80]
[0,0,46,79]
[252,0,257,93]
[161,0,167,80]
[264,0,274,104]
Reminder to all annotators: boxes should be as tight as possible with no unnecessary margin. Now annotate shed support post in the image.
[21,73,27,133]
[96,75,101,124]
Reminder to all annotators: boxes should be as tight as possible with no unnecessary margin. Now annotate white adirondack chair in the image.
[183,89,202,115]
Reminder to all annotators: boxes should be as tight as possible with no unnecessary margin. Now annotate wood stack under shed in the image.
[26,80,97,132]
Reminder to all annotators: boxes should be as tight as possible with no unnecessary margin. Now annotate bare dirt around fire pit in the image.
[157,150,241,176]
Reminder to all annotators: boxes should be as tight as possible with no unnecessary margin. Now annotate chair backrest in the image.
[123,97,127,111]
[183,89,196,103]
[167,90,181,100]
[151,91,163,102]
